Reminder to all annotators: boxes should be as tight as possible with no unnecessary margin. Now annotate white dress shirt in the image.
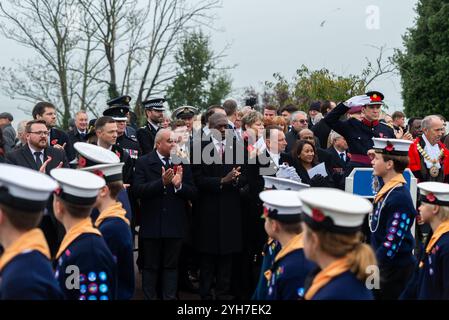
[422,134,441,169]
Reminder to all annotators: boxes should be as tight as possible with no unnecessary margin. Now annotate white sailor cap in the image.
[50,168,105,206]
[372,138,412,156]
[74,142,120,168]
[259,190,303,223]
[263,176,310,191]
[418,182,449,206]
[298,188,373,233]
[0,163,58,212]
[81,163,125,183]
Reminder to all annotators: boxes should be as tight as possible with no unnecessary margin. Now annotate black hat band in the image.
[0,187,48,213]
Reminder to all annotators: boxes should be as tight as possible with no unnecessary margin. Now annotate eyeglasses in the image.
[29,131,50,136]
[294,119,308,124]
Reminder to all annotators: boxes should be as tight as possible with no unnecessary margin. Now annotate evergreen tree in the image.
[395,0,449,117]
[166,31,232,111]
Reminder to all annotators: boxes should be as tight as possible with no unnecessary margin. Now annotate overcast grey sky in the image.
[0,0,418,123]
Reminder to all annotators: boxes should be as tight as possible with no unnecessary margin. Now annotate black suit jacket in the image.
[325,147,349,190]
[6,144,69,173]
[191,137,248,255]
[136,123,158,156]
[67,129,88,147]
[50,127,75,161]
[133,150,197,239]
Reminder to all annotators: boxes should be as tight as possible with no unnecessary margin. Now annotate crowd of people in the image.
[0,90,448,300]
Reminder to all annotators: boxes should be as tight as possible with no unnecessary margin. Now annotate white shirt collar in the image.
[422,134,441,169]
[28,144,43,155]
[156,150,171,164]
[267,150,280,165]
[148,120,159,131]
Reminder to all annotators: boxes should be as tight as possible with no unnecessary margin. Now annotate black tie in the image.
[340,152,345,162]
[163,157,171,169]
[34,152,43,168]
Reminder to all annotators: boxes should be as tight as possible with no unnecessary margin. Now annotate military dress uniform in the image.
[0,164,63,300]
[103,95,142,162]
[51,168,117,301]
[136,97,165,155]
[298,188,374,300]
[323,92,394,173]
[370,138,417,300]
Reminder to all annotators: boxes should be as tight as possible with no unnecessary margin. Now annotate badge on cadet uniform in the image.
[173,106,198,120]
[259,190,303,223]
[366,91,385,106]
[298,188,372,233]
[74,142,124,183]
[263,176,310,191]
[50,168,105,206]
[418,182,449,206]
[0,163,58,212]
[143,97,166,111]
[103,95,131,121]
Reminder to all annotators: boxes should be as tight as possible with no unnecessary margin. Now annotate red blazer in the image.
[408,137,449,175]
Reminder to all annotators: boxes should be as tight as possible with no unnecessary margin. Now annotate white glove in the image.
[344,95,371,108]
[276,164,302,183]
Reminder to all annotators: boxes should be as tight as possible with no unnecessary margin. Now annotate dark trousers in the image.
[141,238,183,300]
[199,253,233,300]
[375,263,415,300]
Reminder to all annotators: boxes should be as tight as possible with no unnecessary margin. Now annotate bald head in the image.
[422,115,445,145]
[299,129,315,145]
[155,128,175,156]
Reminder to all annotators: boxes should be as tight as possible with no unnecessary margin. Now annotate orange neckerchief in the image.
[94,202,130,228]
[56,217,101,259]
[426,220,449,254]
[0,229,50,272]
[374,173,406,204]
[304,257,350,300]
[264,233,304,282]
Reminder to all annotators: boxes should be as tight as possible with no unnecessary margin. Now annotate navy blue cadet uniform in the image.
[0,231,63,300]
[323,102,394,172]
[261,236,315,300]
[308,270,374,300]
[55,223,117,300]
[370,184,417,299]
[252,239,281,300]
[414,232,449,299]
[95,204,135,300]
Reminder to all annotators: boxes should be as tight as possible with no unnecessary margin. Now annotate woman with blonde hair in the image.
[241,110,265,155]
[297,188,376,300]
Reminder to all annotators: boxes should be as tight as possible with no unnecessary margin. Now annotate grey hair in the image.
[291,111,307,120]
[16,120,29,134]
[329,130,343,142]
[422,115,442,130]
[154,128,172,145]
